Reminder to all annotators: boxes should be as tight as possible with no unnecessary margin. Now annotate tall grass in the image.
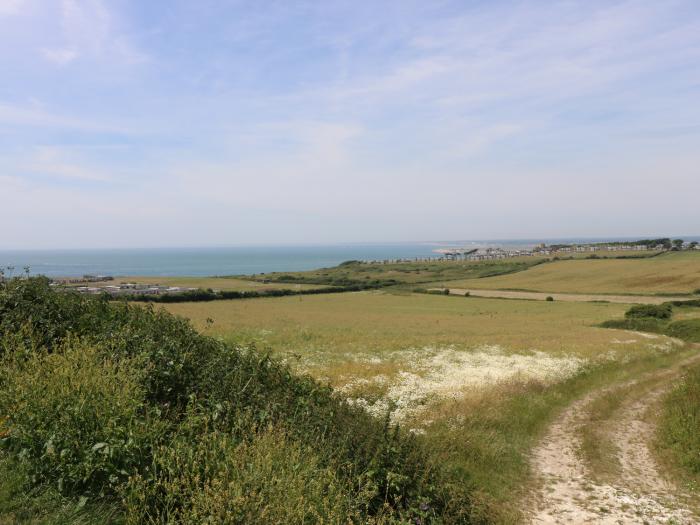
[0,278,468,523]
[658,365,700,478]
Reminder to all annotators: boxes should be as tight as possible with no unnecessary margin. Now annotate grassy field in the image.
[246,258,548,286]
[164,290,656,359]
[242,251,663,289]
[163,292,680,410]
[437,251,700,295]
[163,290,692,521]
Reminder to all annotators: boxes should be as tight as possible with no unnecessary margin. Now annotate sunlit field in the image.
[162,289,692,520]
[163,291,680,418]
[437,251,700,295]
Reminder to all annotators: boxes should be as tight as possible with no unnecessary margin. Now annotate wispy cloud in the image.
[40,47,77,66]
[22,146,115,182]
[0,0,699,248]
[0,0,23,16]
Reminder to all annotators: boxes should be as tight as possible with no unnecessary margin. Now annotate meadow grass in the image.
[657,361,700,488]
[436,251,700,295]
[163,290,662,370]
[162,290,696,522]
[246,258,548,287]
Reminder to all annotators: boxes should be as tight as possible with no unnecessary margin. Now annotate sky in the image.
[1,0,699,249]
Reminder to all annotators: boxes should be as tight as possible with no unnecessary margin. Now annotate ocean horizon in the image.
[1,237,698,278]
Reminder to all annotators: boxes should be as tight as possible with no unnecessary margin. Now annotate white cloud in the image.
[21,146,114,182]
[0,0,24,16]
[41,47,77,65]
[0,102,132,133]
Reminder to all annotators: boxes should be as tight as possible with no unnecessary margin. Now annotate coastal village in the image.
[49,278,198,297]
[367,239,699,264]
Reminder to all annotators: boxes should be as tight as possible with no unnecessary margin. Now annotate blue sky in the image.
[1,0,699,248]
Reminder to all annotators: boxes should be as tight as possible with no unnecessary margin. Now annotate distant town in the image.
[2,238,698,296]
[364,238,699,264]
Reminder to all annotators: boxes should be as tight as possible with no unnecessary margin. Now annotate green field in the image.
[166,290,649,357]
[437,251,700,295]
[164,291,677,401]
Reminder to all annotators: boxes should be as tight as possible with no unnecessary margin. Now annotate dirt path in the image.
[528,352,700,524]
[438,288,690,305]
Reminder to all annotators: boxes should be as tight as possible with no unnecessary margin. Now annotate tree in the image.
[672,239,684,250]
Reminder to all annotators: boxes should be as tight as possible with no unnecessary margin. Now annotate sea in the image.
[1,237,697,278]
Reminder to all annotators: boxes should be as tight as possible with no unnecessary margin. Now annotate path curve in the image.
[528,352,700,524]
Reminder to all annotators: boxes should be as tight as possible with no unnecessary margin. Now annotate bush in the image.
[659,366,700,475]
[665,319,700,343]
[0,278,462,522]
[545,296,554,302]
[0,339,166,498]
[599,318,667,333]
[443,288,450,296]
[694,288,700,296]
[624,303,673,320]
[666,299,700,308]
[123,426,358,524]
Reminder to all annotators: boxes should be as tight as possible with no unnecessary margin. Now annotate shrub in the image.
[665,319,700,343]
[624,303,673,320]
[443,289,450,295]
[599,318,667,333]
[659,366,700,475]
[545,296,554,302]
[0,339,166,498]
[123,426,358,524]
[694,288,700,296]
[0,278,461,522]
[666,299,700,308]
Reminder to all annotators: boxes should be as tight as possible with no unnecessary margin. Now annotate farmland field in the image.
[162,279,700,521]
[163,292,679,412]
[437,251,700,295]
[165,290,657,361]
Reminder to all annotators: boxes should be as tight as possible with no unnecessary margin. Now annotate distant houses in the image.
[357,240,694,265]
[56,280,197,297]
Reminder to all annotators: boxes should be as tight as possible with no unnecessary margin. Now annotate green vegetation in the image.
[163,291,652,373]
[245,258,547,288]
[625,303,673,319]
[4,248,699,523]
[659,365,700,478]
[0,278,468,523]
[601,301,700,342]
[163,284,698,522]
[121,284,347,303]
[437,251,700,295]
